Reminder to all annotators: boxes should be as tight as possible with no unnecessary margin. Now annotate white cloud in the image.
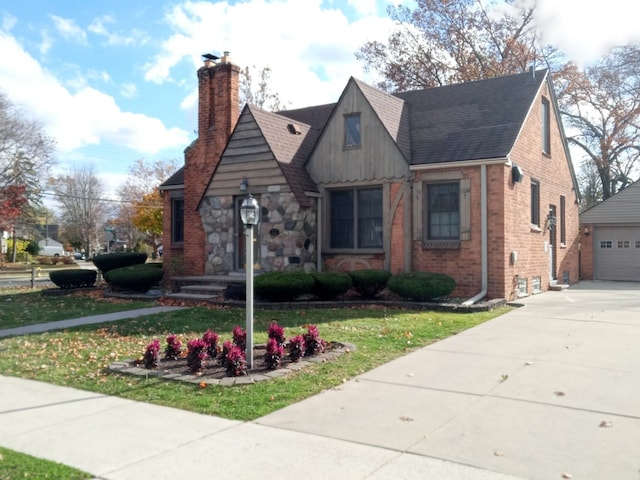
[51,15,87,45]
[535,0,640,66]
[145,0,396,108]
[88,16,148,47]
[0,30,190,155]
[120,82,138,98]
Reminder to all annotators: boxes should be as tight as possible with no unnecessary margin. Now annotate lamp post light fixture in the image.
[240,194,260,369]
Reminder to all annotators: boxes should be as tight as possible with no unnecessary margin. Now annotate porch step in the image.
[163,292,220,301]
[167,274,248,303]
[549,283,569,291]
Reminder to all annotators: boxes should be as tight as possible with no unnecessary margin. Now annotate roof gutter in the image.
[410,156,509,171]
[462,163,488,306]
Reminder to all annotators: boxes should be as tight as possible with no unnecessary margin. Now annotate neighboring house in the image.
[161,53,581,301]
[580,180,640,281]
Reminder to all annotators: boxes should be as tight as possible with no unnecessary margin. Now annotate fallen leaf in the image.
[494,451,505,457]
[554,391,566,397]
[562,473,572,479]
[399,416,414,422]
[599,420,613,428]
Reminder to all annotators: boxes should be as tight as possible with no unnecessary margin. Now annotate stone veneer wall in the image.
[200,192,317,274]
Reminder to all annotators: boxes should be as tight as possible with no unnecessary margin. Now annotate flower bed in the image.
[108,322,354,387]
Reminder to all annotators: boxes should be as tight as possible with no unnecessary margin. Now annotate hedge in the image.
[254,271,315,302]
[92,252,147,275]
[348,269,391,299]
[311,272,352,300]
[49,269,97,289]
[387,272,456,301]
[104,264,163,292]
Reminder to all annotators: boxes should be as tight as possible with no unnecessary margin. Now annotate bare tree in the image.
[557,46,640,200]
[239,65,289,111]
[0,91,56,258]
[356,0,562,92]
[49,165,109,255]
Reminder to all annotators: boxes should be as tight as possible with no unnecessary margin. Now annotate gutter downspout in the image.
[462,164,488,306]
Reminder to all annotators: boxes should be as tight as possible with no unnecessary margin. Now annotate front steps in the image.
[164,274,246,302]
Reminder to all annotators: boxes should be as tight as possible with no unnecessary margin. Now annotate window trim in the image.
[530,180,540,227]
[327,185,383,252]
[424,182,461,242]
[344,113,361,149]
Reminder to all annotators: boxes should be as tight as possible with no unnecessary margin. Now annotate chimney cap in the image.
[202,53,220,61]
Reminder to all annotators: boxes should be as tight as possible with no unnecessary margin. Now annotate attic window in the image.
[287,123,302,135]
[344,113,361,148]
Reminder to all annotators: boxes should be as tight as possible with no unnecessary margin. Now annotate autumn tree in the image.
[116,158,178,253]
[132,188,163,252]
[0,91,56,260]
[556,46,640,201]
[356,0,559,91]
[49,165,109,256]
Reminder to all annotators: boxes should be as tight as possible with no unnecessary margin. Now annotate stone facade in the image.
[200,192,317,274]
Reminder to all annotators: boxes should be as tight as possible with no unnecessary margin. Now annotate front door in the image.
[235,196,260,270]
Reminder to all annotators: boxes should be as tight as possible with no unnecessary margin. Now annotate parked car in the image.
[40,245,65,257]
[73,252,86,260]
[157,245,163,257]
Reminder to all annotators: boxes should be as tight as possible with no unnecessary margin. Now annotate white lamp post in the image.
[240,194,260,369]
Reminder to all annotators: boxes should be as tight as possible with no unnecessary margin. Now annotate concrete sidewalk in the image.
[1,281,639,479]
[0,306,185,338]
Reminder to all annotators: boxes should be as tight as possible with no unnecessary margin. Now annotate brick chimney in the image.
[182,51,240,275]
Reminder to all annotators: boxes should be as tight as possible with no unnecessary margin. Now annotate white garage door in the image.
[594,226,640,281]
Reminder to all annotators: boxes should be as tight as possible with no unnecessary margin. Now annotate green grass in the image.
[0,304,511,421]
[0,447,91,479]
[0,289,155,329]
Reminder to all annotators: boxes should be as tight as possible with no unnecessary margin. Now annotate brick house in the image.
[161,53,581,301]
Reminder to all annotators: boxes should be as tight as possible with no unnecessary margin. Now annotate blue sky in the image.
[1,0,639,199]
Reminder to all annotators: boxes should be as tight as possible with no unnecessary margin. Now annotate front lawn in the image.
[0,304,510,421]
[0,289,155,330]
[0,447,91,480]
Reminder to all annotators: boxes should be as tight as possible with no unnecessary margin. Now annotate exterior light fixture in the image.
[240,194,260,369]
[546,210,556,230]
[240,178,248,192]
[583,226,590,236]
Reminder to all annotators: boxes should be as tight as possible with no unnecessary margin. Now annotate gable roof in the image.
[580,180,640,223]
[353,78,412,160]
[250,105,320,206]
[394,69,547,165]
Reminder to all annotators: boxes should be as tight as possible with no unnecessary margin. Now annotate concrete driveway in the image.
[257,281,640,479]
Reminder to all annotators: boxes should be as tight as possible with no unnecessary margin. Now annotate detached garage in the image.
[580,181,640,282]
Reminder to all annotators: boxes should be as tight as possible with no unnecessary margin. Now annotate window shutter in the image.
[460,178,471,241]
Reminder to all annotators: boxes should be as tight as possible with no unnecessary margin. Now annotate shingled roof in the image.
[394,69,547,165]
[250,105,322,206]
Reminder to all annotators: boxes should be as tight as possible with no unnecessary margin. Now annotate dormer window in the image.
[344,113,361,148]
[287,123,301,135]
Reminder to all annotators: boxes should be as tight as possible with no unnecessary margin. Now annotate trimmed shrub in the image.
[49,269,97,289]
[92,252,147,275]
[387,272,456,302]
[311,272,352,300]
[348,269,391,299]
[254,271,315,302]
[104,264,163,292]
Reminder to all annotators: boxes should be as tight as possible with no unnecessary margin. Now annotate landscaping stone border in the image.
[108,342,356,387]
